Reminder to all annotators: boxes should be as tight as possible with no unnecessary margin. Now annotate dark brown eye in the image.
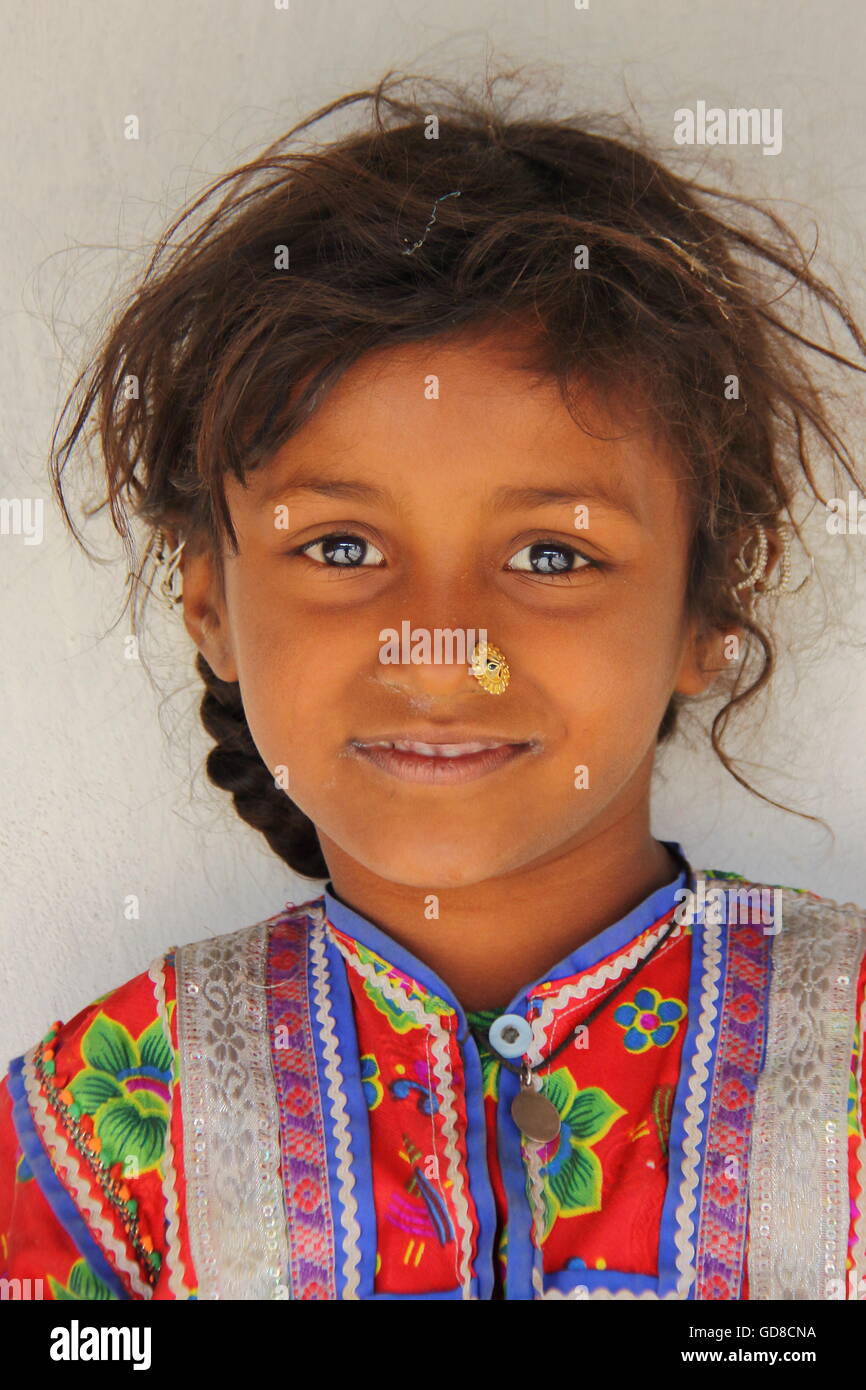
[299,533,385,567]
[507,541,592,575]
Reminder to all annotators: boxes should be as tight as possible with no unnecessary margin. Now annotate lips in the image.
[349,734,535,784]
[356,739,511,758]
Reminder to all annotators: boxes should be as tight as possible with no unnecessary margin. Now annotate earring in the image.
[757,526,792,594]
[469,641,510,695]
[733,523,769,601]
[145,527,186,609]
[732,521,813,615]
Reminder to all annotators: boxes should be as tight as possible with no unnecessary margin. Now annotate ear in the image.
[175,540,239,684]
[673,616,743,697]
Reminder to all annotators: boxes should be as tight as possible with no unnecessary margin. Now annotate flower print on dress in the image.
[66,1014,174,1175]
[531,1069,625,1242]
[613,986,686,1054]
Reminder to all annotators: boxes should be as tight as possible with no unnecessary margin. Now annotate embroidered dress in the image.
[2,847,865,1300]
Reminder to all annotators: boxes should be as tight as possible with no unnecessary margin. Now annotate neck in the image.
[319,808,679,1012]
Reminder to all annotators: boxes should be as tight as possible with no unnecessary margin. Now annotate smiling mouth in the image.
[359,738,513,757]
[348,737,536,784]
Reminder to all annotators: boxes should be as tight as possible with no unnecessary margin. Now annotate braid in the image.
[195,650,328,879]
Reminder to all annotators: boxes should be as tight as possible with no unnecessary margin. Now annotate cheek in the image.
[544,586,686,710]
[228,606,363,789]
[527,598,688,785]
[223,591,309,765]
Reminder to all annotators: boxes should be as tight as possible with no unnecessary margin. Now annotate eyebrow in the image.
[256,475,390,508]
[254,474,641,523]
[487,483,641,523]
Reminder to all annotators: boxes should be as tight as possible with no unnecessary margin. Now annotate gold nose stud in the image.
[469,641,510,695]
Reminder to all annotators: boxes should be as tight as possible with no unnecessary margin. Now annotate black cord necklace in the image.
[468,907,682,1144]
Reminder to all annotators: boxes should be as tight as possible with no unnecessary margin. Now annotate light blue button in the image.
[488,1012,533,1058]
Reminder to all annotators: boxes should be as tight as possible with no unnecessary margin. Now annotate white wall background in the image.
[2,0,866,1066]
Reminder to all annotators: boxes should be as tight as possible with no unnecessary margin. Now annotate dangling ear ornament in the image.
[142,527,186,609]
[732,521,813,617]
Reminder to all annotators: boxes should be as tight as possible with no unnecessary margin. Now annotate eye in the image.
[297,532,385,568]
[506,540,594,578]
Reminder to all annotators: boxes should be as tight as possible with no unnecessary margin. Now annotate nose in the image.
[370,618,502,701]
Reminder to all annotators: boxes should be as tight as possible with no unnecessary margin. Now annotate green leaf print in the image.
[49,1259,117,1301]
[138,1018,173,1075]
[548,1144,600,1212]
[543,1068,576,1117]
[96,1099,167,1171]
[565,1088,623,1143]
[81,1015,138,1075]
[69,1071,124,1114]
[67,1012,172,1178]
[543,1070,622,1143]
[531,1067,627,1241]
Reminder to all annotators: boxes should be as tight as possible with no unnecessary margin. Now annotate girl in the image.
[2,71,865,1302]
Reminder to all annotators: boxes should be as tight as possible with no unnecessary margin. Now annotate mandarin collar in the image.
[321,841,690,1023]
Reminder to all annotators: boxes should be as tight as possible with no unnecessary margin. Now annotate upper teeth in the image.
[362,740,499,758]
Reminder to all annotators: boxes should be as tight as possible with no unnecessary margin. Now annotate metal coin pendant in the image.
[511,1081,561,1144]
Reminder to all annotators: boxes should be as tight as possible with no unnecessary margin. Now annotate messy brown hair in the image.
[48,69,866,879]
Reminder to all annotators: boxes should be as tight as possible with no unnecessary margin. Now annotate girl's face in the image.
[182,334,714,889]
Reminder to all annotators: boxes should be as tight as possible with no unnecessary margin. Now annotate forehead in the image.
[230,332,687,523]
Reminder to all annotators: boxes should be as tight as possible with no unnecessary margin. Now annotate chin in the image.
[349,839,509,891]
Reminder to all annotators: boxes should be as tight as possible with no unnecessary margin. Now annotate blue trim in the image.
[323,887,465,1013]
[497,1062,537,1300]
[657,901,725,1299]
[7,1054,130,1300]
[305,924,378,1300]
[458,1027,497,1300]
[543,1266,663,1296]
[349,1284,479,1299]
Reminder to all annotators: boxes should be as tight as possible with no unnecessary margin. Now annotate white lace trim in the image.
[747,890,866,1299]
[174,923,291,1299]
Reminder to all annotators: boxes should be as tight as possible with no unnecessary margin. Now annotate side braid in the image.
[195,650,328,879]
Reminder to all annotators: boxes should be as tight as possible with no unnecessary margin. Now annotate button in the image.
[488,1012,533,1058]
